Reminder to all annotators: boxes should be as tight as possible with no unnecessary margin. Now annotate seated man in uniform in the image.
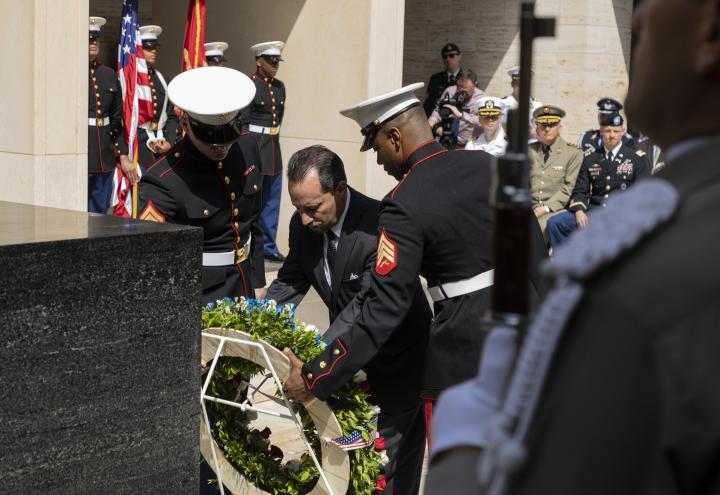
[268,145,430,495]
[579,97,634,154]
[528,106,583,242]
[137,67,265,303]
[547,111,650,249]
[465,97,507,156]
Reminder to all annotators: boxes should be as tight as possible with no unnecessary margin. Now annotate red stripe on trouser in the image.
[424,398,434,453]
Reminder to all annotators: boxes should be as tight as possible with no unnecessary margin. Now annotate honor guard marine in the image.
[88,16,123,213]
[249,41,287,262]
[137,67,265,302]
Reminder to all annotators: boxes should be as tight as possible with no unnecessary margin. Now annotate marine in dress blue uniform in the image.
[281,84,547,421]
[137,67,265,303]
[248,41,287,261]
[88,17,123,214]
[135,26,180,174]
[204,41,228,67]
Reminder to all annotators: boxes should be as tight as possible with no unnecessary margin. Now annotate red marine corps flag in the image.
[111,0,153,217]
[181,0,206,71]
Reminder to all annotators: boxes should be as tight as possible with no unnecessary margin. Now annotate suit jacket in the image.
[267,188,431,413]
[510,136,720,495]
[424,70,458,117]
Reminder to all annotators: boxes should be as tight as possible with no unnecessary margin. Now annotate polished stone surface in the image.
[0,202,203,493]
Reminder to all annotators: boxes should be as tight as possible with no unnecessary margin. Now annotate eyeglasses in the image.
[442,53,459,59]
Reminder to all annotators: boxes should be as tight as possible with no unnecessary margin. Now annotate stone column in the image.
[0,0,89,211]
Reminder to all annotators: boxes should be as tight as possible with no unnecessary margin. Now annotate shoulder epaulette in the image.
[567,142,580,150]
[635,149,646,157]
[583,148,595,157]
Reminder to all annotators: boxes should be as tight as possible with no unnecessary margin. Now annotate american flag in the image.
[112,0,152,217]
[328,417,379,451]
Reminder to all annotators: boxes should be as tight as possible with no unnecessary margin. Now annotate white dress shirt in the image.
[322,189,351,288]
[465,126,507,156]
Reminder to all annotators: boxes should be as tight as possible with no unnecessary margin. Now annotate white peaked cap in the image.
[168,67,256,125]
[250,41,285,57]
[139,25,163,41]
[205,42,229,57]
[339,83,424,151]
[89,16,106,33]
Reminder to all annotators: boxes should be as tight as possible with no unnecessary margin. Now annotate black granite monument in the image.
[0,202,202,493]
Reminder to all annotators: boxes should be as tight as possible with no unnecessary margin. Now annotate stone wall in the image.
[403,0,634,143]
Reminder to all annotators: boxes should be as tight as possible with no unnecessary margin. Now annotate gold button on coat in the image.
[319,361,327,369]
[231,192,236,200]
[202,209,209,216]
[333,349,340,355]
[307,373,313,379]
[224,176,230,184]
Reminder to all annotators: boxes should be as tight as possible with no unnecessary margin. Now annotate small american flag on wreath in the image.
[326,416,379,451]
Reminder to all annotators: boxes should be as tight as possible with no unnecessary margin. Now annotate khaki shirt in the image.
[529,137,583,212]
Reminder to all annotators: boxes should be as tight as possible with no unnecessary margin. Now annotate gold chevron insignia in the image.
[375,229,397,275]
[139,201,165,223]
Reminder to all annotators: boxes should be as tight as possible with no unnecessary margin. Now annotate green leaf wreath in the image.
[202,297,386,494]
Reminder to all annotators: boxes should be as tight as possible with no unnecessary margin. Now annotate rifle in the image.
[481,2,555,494]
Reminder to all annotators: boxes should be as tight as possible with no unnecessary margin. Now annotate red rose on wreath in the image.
[374,436,385,451]
[374,475,387,493]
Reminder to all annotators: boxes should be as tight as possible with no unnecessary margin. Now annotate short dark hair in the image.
[287,145,347,193]
[457,68,477,85]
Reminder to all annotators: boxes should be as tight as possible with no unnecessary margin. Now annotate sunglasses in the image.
[442,53,459,59]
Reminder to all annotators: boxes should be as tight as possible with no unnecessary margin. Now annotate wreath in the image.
[201,297,387,494]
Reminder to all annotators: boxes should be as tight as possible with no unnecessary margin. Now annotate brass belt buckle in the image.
[150,122,158,131]
[235,245,249,264]
[96,118,104,126]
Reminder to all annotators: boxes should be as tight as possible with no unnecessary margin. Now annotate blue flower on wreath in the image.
[314,334,322,347]
[222,296,233,306]
[204,302,216,311]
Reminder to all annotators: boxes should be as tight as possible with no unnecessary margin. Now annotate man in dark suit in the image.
[268,145,431,495]
[423,43,463,117]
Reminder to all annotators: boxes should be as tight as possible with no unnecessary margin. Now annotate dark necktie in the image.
[606,151,613,162]
[326,231,338,277]
[543,146,550,163]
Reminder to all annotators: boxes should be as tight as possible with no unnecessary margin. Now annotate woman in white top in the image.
[465,96,507,156]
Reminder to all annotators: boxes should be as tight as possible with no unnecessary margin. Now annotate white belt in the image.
[427,269,494,303]
[89,116,110,126]
[202,238,251,267]
[248,124,280,136]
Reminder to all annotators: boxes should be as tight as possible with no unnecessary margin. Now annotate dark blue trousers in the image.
[87,171,114,214]
[547,210,579,250]
[259,173,282,256]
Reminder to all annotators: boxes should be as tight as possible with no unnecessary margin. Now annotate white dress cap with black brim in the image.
[168,66,256,125]
[250,41,285,58]
[339,82,424,152]
[139,25,163,42]
[89,16,106,37]
[205,41,229,58]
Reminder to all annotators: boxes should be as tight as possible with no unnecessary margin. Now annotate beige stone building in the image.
[0,0,634,254]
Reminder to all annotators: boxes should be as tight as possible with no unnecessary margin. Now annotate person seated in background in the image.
[428,68,486,149]
[465,97,507,156]
[500,66,542,142]
[547,111,650,249]
[579,97,635,154]
[423,43,463,117]
[528,106,583,242]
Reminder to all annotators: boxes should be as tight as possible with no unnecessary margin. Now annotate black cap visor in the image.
[359,102,420,152]
[142,40,159,50]
[261,54,283,64]
[188,114,245,145]
[89,31,100,40]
